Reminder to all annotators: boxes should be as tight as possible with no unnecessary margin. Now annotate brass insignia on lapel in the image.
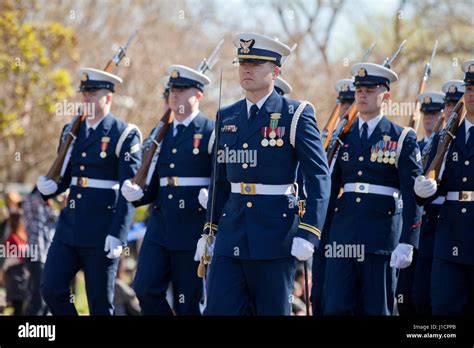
[452,152,458,162]
[240,39,255,54]
[341,152,349,161]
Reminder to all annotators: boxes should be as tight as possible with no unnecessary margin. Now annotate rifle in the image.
[425,97,466,181]
[421,106,447,168]
[321,42,376,150]
[326,40,407,167]
[197,69,223,279]
[46,30,139,182]
[408,40,438,132]
[132,40,224,189]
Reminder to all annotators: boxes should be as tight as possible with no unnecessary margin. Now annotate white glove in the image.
[414,175,437,198]
[198,188,209,209]
[390,243,414,269]
[291,237,314,261]
[121,179,144,202]
[104,235,123,259]
[194,234,215,261]
[36,176,58,196]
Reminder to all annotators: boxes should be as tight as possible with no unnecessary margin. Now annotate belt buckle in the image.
[167,177,178,187]
[459,191,472,202]
[78,177,88,188]
[240,183,256,195]
[355,182,369,194]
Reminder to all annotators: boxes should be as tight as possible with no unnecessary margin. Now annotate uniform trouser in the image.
[26,261,49,315]
[41,240,119,315]
[204,254,296,315]
[323,254,396,316]
[412,256,433,315]
[431,257,474,315]
[394,249,417,316]
[133,238,202,315]
[311,251,327,316]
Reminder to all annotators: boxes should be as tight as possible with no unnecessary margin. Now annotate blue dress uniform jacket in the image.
[41,113,141,315]
[136,113,215,250]
[43,113,141,246]
[328,116,422,254]
[203,89,330,315]
[323,116,423,316]
[132,113,214,315]
[206,90,330,260]
[420,121,474,266]
[417,121,474,314]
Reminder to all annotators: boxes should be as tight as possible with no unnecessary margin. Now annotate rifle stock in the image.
[322,103,341,150]
[326,102,359,165]
[425,97,465,181]
[132,109,173,189]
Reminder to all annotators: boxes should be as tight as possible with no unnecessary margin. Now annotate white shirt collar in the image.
[465,118,474,140]
[423,135,431,143]
[173,109,200,130]
[358,114,384,138]
[246,90,273,117]
[85,113,108,131]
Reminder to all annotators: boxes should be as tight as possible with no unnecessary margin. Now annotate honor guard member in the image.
[442,80,465,120]
[415,59,474,315]
[323,63,423,315]
[195,33,330,315]
[37,68,142,315]
[409,92,446,314]
[121,65,214,315]
[335,78,356,119]
[311,77,356,316]
[395,92,444,315]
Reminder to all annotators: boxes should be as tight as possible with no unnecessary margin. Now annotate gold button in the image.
[461,208,467,213]
[168,194,173,199]
[355,197,361,203]
[388,211,392,215]
[242,163,248,169]
[77,193,82,199]
[81,152,87,157]
[357,170,363,176]
[80,165,85,171]
[223,213,226,216]
[243,143,248,149]
[462,177,467,182]
[358,156,364,162]
[246,202,253,208]
[198,207,202,212]
[335,207,339,212]
[465,160,470,166]
[283,213,287,217]
[172,148,177,154]
[170,163,175,169]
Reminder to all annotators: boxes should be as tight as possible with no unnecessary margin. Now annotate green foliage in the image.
[0,0,78,138]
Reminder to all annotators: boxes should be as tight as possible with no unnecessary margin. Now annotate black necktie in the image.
[87,127,95,139]
[360,122,368,147]
[248,104,259,125]
[174,124,186,140]
[467,127,474,150]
